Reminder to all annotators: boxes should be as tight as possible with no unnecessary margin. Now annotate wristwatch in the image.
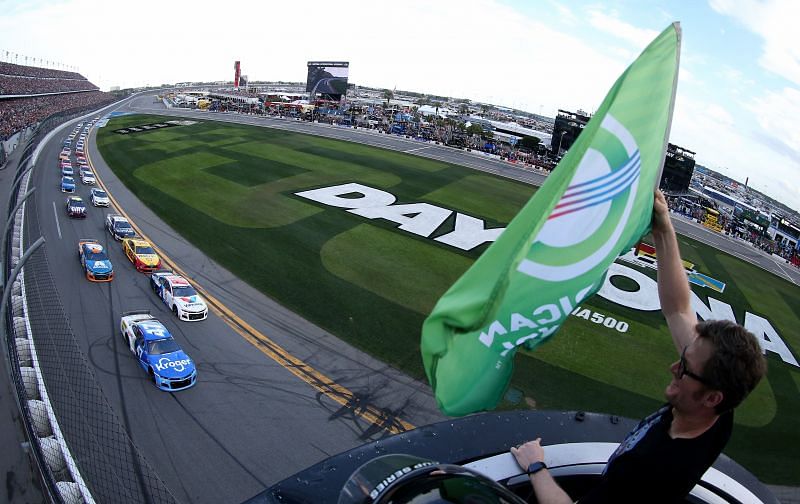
[526,461,547,475]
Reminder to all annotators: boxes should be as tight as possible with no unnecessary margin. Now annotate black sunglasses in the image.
[679,346,712,386]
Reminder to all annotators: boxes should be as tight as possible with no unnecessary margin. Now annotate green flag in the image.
[421,23,682,416]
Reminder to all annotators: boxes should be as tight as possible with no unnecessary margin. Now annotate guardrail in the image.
[1,104,179,503]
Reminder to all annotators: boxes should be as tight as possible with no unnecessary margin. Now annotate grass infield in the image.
[97,114,800,485]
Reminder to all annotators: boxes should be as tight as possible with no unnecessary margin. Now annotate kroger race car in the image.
[150,271,208,321]
[122,238,162,272]
[119,311,196,391]
[78,239,113,282]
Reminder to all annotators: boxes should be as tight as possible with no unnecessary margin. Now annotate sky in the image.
[1,0,799,212]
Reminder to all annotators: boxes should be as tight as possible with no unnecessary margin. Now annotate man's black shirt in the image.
[578,405,733,504]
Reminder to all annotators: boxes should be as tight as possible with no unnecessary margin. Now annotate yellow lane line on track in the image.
[85,128,414,435]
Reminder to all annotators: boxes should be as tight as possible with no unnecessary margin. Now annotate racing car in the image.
[90,188,109,207]
[122,238,162,272]
[119,311,196,391]
[61,176,76,193]
[78,239,113,282]
[150,271,208,321]
[81,169,96,185]
[105,213,136,240]
[66,196,86,218]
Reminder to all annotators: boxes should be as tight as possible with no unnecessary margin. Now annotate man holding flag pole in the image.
[421,22,766,503]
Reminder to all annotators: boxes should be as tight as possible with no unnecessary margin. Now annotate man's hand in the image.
[511,438,545,470]
[511,438,573,504]
[652,189,671,235]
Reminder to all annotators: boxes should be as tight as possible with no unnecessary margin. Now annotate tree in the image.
[466,123,485,136]
[383,89,394,107]
[458,103,469,115]
[519,135,541,151]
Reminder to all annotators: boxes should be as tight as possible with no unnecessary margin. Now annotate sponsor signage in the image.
[297,181,798,369]
[155,357,191,373]
[112,120,197,135]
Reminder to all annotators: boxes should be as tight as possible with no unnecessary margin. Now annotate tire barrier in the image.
[3,105,179,503]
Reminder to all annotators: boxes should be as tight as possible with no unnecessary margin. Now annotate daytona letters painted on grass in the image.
[421,24,683,415]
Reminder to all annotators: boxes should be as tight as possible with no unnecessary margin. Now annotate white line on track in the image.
[52,201,62,239]
[403,146,431,153]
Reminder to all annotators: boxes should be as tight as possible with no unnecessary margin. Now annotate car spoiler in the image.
[78,238,100,246]
[121,310,151,317]
[106,213,124,220]
[151,269,174,277]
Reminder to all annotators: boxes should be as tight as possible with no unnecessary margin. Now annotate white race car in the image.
[149,271,208,321]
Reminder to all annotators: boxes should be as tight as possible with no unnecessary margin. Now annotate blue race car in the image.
[61,176,76,193]
[119,312,197,391]
[78,239,114,282]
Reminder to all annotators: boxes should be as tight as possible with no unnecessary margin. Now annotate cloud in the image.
[710,0,800,85]
[672,93,800,212]
[746,86,800,154]
[585,9,661,48]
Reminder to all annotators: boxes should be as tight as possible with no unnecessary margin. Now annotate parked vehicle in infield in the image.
[78,239,113,282]
[119,311,196,391]
[105,213,136,240]
[61,176,76,193]
[90,188,109,207]
[81,170,96,185]
[150,271,208,321]
[122,238,162,272]
[65,196,87,218]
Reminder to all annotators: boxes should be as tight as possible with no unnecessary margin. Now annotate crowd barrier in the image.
[1,105,178,503]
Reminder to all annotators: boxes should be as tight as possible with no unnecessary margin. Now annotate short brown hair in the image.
[696,320,767,413]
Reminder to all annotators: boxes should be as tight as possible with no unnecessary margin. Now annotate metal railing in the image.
[2,105,179,504]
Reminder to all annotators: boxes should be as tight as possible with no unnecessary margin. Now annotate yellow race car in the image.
[122,238,162,272]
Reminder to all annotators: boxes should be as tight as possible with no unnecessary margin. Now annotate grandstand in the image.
[0,61,114,143]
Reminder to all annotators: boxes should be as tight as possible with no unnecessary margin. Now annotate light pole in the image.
[556,130,567,158]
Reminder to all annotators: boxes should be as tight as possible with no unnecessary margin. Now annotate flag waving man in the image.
[422,23,683,416]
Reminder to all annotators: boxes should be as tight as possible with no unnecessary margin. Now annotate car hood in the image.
[175,295,207,311]
[86,259,112,273]
[136,254,160,266]
[147,351,194,379]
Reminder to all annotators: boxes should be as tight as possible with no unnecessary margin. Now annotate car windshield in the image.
[173,285,197,297]
[115,221,132,230]
[71,201,85,209]
[84,250,108,261]
[147,338,181,355]
[136,245,155,255]
[63,177,74,183]
[93,190,107,198]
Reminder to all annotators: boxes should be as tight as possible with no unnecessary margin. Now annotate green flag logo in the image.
[518,114,641,281]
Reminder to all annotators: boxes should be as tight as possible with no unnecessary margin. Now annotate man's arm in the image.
[652,190,697,352]
[511,439,573,504]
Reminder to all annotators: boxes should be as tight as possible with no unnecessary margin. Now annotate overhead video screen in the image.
[306,61,349,95]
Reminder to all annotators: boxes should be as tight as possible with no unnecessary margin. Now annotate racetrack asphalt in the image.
[29,95,445,503]
[7,92,800,504]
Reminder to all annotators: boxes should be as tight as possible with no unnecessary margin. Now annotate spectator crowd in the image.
[0,62,113,141]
